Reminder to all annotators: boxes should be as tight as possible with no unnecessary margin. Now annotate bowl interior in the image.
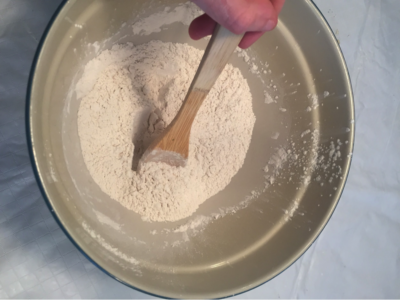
[29,0,354,298]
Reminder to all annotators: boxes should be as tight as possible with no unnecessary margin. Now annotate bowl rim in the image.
[25,0,355,298]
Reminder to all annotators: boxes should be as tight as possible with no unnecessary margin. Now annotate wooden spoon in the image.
[139,25,244,168]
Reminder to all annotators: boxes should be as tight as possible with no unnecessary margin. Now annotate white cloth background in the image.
[0,0,399,298]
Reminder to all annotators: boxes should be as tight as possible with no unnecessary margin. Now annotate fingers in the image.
[238,0,285,49]
[270,0,286,15]
[191,0,278,34]
[221,0,278,34]
[188,13,273,49]
[189,0,285,48]
[237,0,284,48]
[189,14,216,40]
[238,32,264,49]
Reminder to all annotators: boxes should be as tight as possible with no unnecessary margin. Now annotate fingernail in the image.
[264,19,276,31]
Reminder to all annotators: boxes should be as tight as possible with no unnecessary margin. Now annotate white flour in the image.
[71,1,349,245]
[93,210,121,231]
[155,129,346,239]
[132,3,202,36]
[263,130,345,192]
[77,41,255,222]
[82,222,141,274]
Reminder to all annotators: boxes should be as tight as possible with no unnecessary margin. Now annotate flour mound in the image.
[77,41,255,222]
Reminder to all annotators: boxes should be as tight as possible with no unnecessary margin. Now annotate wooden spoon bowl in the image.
[140,25,244,168]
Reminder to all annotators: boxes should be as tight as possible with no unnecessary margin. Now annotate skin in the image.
[189,0,285,49]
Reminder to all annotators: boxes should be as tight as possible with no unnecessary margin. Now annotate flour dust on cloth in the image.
[77,41,255,222]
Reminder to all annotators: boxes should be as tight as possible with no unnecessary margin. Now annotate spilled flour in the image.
[132,3,201,36]
[77,41,255,222]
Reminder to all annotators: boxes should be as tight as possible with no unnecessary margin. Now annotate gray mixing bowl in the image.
[27,0,354,298]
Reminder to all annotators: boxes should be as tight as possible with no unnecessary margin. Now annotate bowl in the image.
[27,0,354,298]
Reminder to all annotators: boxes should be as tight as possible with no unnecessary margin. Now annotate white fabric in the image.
[0,0,398,298]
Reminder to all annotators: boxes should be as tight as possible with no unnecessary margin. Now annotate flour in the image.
[82,222,141,273]
[306,93,319,111]
[263,130,345,192]
[93,210,121,231]
[77,41,255,222]
[145,124,346,238]
[152,189,263,243]
[132,2,202,36]
[264,148,289,186]
[301,129,311,138]
[271,132,280,140]
[264,91,275,104]
[284,198,300,221]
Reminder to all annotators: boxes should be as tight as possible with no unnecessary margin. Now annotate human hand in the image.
[189,0,285,49]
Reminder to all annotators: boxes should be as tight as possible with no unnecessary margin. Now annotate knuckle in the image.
[265,17,278,30]
[227,12,251,34]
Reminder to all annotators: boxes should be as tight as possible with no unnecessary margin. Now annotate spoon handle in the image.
[169,25,244,133]
[139,25,243,166]
[190,24,244,92]
[167,25,243,145]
